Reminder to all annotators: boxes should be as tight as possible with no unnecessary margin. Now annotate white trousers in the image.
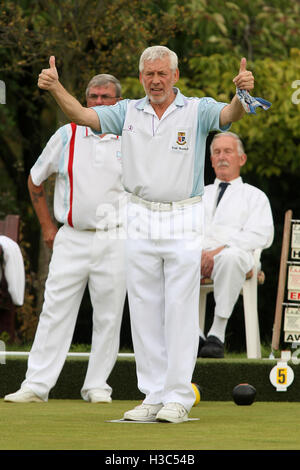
[125,201,203,412]
[211,247,254,319]
[22,225,126,401]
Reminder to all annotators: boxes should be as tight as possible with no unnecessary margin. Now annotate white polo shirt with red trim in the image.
[30,123,124,230]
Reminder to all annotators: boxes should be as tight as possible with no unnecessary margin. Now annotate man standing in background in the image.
[5,74,127,404]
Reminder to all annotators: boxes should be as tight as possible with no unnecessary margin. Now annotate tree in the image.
[168,0,300,65]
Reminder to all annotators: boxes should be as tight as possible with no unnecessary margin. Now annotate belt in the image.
[130,194,202,211]
[85,225,122,231]
[63,225,97,232]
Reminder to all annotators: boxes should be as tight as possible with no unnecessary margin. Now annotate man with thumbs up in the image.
[39,55,254,128]
[36,46,266,423]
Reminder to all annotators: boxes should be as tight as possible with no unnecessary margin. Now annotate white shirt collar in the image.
[135,87,185,111]
[214,176,242,187]
[83,127,120,141]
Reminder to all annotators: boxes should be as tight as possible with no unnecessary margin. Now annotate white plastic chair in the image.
[199,249,264,359]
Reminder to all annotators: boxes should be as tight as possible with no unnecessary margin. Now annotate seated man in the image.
[198,131,274,358]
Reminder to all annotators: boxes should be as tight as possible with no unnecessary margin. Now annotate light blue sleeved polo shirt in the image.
[93,100,129,136]
[192,97,230,197]
[93,90,230,201]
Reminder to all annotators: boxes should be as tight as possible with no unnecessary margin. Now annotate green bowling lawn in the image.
[1,399,299,450]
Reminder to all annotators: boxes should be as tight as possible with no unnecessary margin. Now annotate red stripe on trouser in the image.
[67,123,77,227]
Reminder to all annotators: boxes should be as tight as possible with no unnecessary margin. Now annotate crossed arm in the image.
[201,246,227,279]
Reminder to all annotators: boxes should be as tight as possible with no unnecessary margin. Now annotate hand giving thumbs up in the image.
[38,56,59,90]
[233,57,254,91]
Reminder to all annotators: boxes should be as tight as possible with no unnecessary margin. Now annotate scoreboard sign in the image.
[272,211,300,353]
[287,265,300,300]
[284,222,300,343]
[284,307,300,343]
[291,224,300,259]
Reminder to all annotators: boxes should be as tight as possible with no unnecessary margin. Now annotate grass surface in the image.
[1,399,299,451]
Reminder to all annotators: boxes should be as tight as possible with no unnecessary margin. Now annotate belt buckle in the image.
[161,202,173,211]
[151,201,160,211]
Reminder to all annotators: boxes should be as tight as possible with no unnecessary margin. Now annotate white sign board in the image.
[288,265,300,290]
[284,307,300,343]
[269,361,294,391]
[287,290,300,301]
[291,224,300,258]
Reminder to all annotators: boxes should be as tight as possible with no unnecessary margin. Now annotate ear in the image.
[239,153,247,167]
[210,154,216,170]
[139,72,143,84]
[173,68,180,85]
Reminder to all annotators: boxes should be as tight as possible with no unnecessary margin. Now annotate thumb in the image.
[239,57,247,73]
[49,56,56,69]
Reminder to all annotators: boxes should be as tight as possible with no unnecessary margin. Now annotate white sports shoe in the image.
[123,403,163,422]
[87,389,112,403]
[156,402,188,423]
[4,386,43,403]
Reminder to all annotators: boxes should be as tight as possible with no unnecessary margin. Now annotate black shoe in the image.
[197,337,206,357]
[199,335,224,358]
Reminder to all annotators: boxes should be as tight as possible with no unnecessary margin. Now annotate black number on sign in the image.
[277,368,287,385]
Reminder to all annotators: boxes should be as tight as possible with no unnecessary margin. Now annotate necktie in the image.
[216,182,230,206]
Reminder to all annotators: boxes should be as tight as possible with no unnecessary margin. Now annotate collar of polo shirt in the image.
[136,87,185,111]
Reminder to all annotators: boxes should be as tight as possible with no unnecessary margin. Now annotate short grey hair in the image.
[85,74,122,98]
[139,46,178,72]
[210,132,245,156]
